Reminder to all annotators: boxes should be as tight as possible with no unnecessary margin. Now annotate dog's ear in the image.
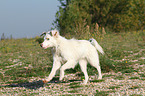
[51,30,59,38]
[54,31,58,37]
[40,32,46,37]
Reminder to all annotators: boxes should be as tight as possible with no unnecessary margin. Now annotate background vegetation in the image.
[54,0,145,35]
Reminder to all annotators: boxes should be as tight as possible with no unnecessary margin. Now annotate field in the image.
[0,31,145,95]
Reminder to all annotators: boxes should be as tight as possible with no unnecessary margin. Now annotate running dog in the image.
[40,29,104,84]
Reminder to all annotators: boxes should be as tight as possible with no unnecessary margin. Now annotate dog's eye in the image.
[46,38,49,40]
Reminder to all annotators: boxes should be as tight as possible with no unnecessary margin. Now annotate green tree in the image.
[54,0,145,35]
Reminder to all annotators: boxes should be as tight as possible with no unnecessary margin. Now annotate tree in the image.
[54,0,145,35]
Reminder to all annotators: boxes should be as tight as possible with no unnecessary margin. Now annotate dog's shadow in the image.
[2,78,82,90]
[3,80,45,90]
[2,79,62,90]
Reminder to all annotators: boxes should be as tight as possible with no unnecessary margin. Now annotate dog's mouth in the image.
[40,44,49,49]
[42,46,49,49]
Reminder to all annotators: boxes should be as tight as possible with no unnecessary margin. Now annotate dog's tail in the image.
[89,38,104,55]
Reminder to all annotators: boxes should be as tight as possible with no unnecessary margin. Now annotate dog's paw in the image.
[42,79,49,83]
[81,79,87,85]
[59,77,64,81]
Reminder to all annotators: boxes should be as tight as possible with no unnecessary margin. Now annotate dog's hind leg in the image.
[87,56,102,79]
[79,59,88,84]
[92,61,102,79]
[94,63,102,79]
[59,60,77,81]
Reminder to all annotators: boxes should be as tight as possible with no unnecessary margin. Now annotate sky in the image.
[0,0,60,39]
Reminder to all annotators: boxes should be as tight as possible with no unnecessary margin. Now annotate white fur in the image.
[41,29,104,84]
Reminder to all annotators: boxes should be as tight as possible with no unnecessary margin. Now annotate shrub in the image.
[54,0,145,34]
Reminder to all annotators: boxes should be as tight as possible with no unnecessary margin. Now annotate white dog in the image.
[41,29,104,84]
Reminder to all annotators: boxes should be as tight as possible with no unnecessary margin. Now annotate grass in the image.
[139,73,145,77]
[130,95,143,96]
[109,86,120,89]
[95,90,109,96]
[129,77,140,80]
[102,74,115,78]
[0,30,145,95]
[114,76,124,80]
[0,38,53,83]
[129,86,142,89]
[91,79,105,83]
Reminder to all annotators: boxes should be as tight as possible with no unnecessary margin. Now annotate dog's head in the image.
[40,29,59,49]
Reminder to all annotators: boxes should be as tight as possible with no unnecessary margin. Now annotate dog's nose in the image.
[40,43,43,47]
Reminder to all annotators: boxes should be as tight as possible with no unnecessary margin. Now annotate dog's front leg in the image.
[43,58,61,83]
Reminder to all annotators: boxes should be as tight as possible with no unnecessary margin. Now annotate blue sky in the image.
[0,0,60,38]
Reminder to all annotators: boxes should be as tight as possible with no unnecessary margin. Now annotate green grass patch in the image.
[68,90,79,93]
[114,76,124,80]
[129,85,142,89]
[69,82,80,85]
[95,90,109,96]
[129,77,140,79]
[91,79,105,83]
[130,94,143,96]
[0,72,3,80]
[139,73,145,77]
[121,68,138,74]
[69,85,83,88]
[30,93,40,95]
[108,86,120,89]
[102,74,115,78]
[69,82,83,89]
[6,79,29,84]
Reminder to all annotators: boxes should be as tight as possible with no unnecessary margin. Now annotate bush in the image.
[54,0,145,34]
[35,37,44,44]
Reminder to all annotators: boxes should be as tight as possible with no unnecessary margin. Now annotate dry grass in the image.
[0,30,144,95]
